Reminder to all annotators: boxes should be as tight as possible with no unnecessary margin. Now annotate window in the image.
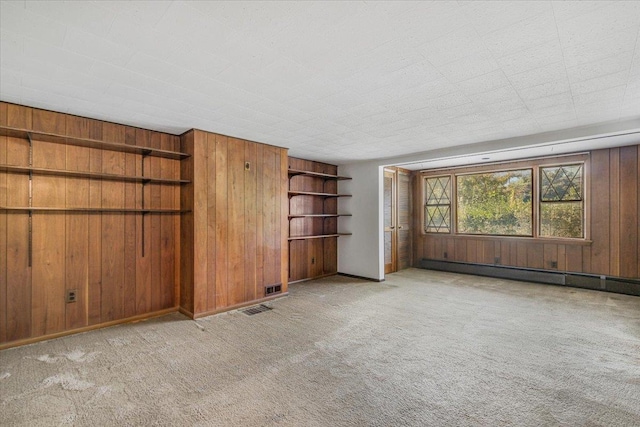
[422,156,586,240]
[539,164,583,238]
[457,169,532,236]
[424,176,451,233]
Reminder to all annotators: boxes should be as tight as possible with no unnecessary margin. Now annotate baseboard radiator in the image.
[419,259,640,297]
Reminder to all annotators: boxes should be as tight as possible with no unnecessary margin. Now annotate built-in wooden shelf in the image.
[287,160,351,283]
[288,168,352,180]
[288,214,352,218]
[0,164,190,184]
[0,125,190,160]
[288,191,352,198]
[287,160,351,282]
[1,207,187,214]
[288,233,352,241]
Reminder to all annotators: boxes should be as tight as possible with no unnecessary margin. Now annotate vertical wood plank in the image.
[509,241,518,267]
[323,237,338,274]
[279,148,288,289]
[160,134,176,309]
[244,140,257,301]
[445,238,457,260]
[179,131,194,314]
[454,239,466,262]
[412,175,422,267]
[192,131,208,315]
[214,134,228,309]
[557,245,567,271]
[516,242,527,267]
[543,244,558,270]
[476,240,484,264]
[123,127,137,318]
[135,129,151,315]
[619,145,638,278]
[149,133,162,312]
[309,238,323,277]
[423,237,433,260]
[609,148,620,276]
[289,240,307,281]
[6,104,32,340]
[256,144,265,293]
[206,133,217,311]
[482,240,494,264]
[582,247,592,274]
[101,123,126,322]
[527,243,543,269]
[565,245,583,273]
[434,237,443,260]
[413,234,421,262]
[500,241,511,266]
[0,102,7,343]
[228,138,245,306]
[173,135,181,309]
[64,115,90,330]
[86,119,103,327]
[31,109,66,336]
[466,239,477,263]
[589,149,610,275]
[263,147,278,286]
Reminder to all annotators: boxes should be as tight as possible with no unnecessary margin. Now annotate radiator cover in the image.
[419,259,640,297]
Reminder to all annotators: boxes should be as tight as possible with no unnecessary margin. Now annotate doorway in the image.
[384,167,412,275]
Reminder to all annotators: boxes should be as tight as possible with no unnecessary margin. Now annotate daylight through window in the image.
[424,176,451,233]
[457,169,532,236]
[539,164,584,238]
[422,158,586,240]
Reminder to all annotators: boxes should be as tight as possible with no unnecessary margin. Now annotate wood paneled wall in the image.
[413,145,640,279]
[180,130,288,318]
[288,157,339,282]
[0,102,180,347]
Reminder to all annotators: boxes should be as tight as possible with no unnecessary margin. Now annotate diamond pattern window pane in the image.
[541,164,583,202]
[426,176,451,204]
[540,163,584,238]
[424,176,451,233]
[425,205,450,233]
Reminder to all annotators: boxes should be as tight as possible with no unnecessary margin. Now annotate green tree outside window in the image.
[457,170,532,236]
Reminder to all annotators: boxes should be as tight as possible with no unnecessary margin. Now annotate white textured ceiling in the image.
[1,1,639,164]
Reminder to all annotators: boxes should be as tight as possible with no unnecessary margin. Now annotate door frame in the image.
[383,167,412,276]
[384,168,397,274]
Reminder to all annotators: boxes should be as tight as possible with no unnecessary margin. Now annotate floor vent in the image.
[242,304,272,316]
[265,284,282,296]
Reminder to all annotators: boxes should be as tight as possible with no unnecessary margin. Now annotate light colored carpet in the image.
[1,268,639,426]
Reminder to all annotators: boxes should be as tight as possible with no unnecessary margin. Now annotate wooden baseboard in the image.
[178,306,195,319]
[0,307,180,351]
[191,293,289,319]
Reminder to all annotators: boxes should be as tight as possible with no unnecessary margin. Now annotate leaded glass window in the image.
[540,164,584,238]
[424,176,451,233]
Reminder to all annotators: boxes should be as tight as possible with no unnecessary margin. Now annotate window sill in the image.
[421,233,593,246]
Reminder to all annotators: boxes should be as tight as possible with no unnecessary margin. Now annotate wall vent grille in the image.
[265,284,282,296]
